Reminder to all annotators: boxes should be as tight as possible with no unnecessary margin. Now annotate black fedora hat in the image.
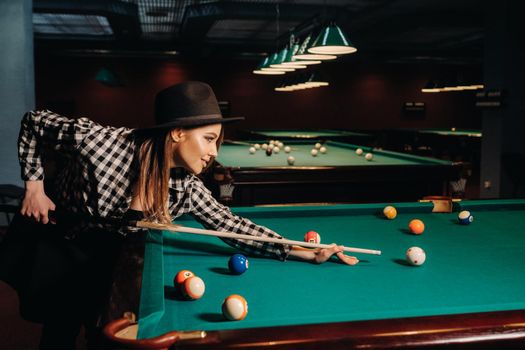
[147,81,244,130]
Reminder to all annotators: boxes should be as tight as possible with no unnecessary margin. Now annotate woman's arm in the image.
[18,110,98,223]
[187,178,290,260]
[18,110,96,181]
[186,177,358,265]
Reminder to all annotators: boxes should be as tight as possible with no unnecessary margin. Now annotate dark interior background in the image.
[35,55,482,137]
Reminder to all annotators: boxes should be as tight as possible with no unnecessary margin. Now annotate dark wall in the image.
[35,54,481,138]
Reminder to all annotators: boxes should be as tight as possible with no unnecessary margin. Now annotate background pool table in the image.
[206,140,461,206]
[104,199,525,349]
[240,129,373,145]
[380,128,482,161]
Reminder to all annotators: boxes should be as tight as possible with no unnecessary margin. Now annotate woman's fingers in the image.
[41,211,49,224]
[315,244,341,263]
[336,251,359,265]
[20,194,56,224]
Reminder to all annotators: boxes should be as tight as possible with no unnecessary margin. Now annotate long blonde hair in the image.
[133,126,223,223]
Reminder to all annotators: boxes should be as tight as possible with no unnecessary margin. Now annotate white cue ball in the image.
[311,149,319,157]
[287,156,295,165]
[261,143,268,150]
[273,146,280,154]
[315,142,322,149]
[249,147,256,154]
[406,247,426,266]
[253,143,261,150]
[365,153,373,161]
[284,146,291,153]
[356,148,364,156]
[319,146,327,154]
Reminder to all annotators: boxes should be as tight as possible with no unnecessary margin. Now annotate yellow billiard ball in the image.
[383,206,397,219]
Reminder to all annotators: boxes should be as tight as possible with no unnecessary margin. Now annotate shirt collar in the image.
[170,167,190,192]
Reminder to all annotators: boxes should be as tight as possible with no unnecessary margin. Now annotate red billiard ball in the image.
[304,231,321,244]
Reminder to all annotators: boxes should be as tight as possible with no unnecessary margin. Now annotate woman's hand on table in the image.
[289,244,359,265]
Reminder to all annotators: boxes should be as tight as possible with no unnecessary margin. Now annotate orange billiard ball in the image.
[181,276,206,300]
[222,294,248,321]
[174,270,195,289]
[408,219,425,235]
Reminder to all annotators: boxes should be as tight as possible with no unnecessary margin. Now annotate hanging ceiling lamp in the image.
[293,33,337,61]
[253,57,286,75]
[261,52,296,72]
[308,23,357,55]
[95,68,122,87]
[270,47,307,70]
[421,80,440,93]
[281,42,321,67]
[303,72,329,87]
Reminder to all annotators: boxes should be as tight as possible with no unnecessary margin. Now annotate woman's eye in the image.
[205,137,214,142]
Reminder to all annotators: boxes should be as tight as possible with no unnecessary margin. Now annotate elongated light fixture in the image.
[270,47,307,70]
[261,52,296,72]
[421,80,440,93]
[303,72,329,87]
[281,43,321,67]
[253,56,285,75]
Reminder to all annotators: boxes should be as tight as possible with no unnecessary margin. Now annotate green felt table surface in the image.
[216,141,452,168]
[137,199,525,339]
[247,129,370,139]
[417,129,482,137]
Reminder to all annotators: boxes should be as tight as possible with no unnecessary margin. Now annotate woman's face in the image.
[170,124,222,174]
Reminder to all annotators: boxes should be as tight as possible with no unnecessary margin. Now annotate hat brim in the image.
[139,115,245,131]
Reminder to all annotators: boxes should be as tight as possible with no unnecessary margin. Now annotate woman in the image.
[3,81,357,349]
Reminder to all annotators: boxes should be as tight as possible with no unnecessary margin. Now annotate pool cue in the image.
[136,221,381,256]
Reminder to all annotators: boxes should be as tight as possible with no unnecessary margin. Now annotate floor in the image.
[0,281,89,350]
[0,281,43,350]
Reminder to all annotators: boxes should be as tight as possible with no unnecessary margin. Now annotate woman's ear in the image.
[170,129,184,143]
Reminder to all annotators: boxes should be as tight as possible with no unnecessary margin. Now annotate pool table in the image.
[206,140,461,206]
[381,128,482,162]
[104,199,525,349]
[415,129,482,163]
[417,129,482,139]
[240,129,373,145]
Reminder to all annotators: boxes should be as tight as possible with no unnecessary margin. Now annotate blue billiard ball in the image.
[458,210,473,225]
[228,254,249,275]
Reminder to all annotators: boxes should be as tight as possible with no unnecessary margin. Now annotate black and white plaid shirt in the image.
[18,110,290,260]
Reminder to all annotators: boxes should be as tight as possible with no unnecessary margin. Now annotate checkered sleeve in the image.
[187,177,292,261]
[18,110,97,180]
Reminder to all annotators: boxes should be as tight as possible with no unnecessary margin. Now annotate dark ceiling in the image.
[34,0,485,64]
